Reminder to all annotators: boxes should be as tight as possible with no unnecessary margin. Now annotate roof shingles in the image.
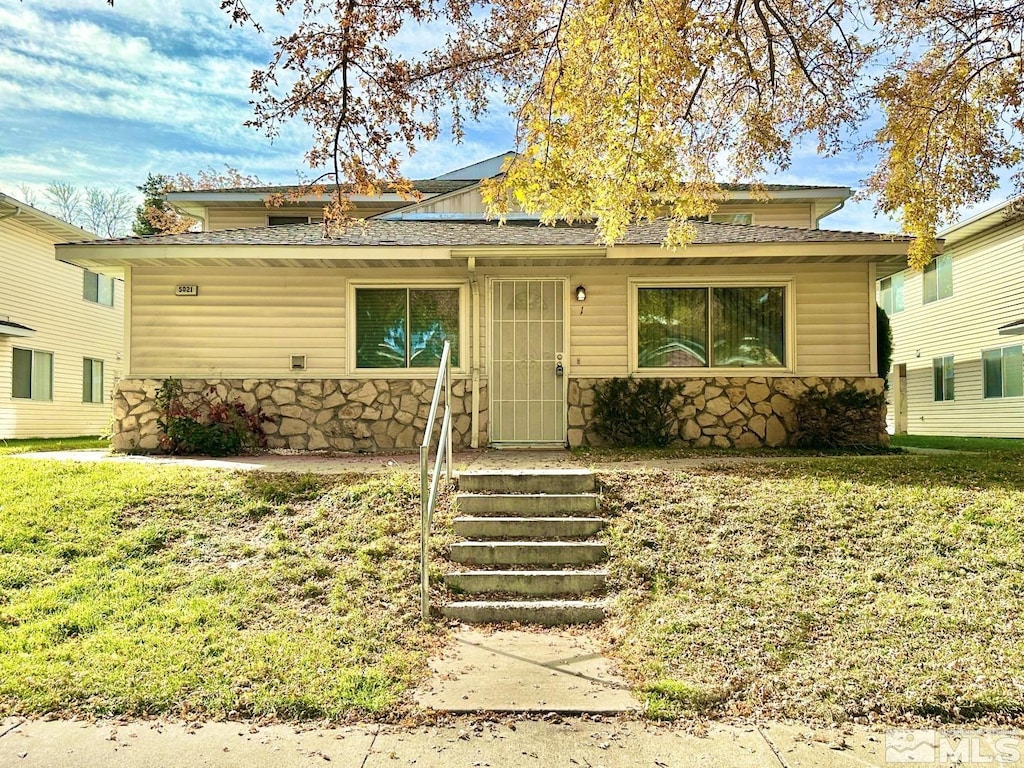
[68,219,911,249]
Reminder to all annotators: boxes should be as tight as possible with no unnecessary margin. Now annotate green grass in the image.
[0,460,446,720]
[0,436,109,456]
[572,444,897,463]
[603,453,1024,725]
[890,434,1024,454]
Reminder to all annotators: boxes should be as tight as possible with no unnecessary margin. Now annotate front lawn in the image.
[891,434,1024,454]
[604,453,1024,724]
[0,460,443,720]
[0,436,109,456]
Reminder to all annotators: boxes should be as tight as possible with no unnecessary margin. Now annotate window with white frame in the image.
[12,348,53,400]
[354,287,460,369]
[983,345,1023,399]
[83,270,114,306]
[709,212,753,225]
[923,253,952,304]
[83,358,104,403]
[636,284,787,369]
[933,355,955,401]
[878,272,905,315]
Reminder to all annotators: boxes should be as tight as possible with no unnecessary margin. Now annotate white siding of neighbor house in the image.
[885,217,1024,437]
[0,216,123,438]
[129,261,874,380]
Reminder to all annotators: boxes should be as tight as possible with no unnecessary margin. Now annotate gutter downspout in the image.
[0,205,22,222]
[468,256,481,449]
[814,199,845,229]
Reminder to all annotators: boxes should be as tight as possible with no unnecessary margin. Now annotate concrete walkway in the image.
[415,628,639,714]
[0,715,930,767]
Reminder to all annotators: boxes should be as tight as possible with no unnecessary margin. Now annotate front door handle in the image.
[555,362,564,377]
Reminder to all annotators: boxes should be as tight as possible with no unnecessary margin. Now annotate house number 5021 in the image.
[175,285,199,296]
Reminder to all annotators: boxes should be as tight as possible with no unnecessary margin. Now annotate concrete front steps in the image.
[441,469,609,626]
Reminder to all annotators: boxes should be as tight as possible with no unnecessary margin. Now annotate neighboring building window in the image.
[709,212,753,225]
[83,358,105,403]
[983,345,1024,399]
[878,272,905,315]
[637,286,786,368]
[922,253,952,304]
[268,215,311,226]
[12,348,53,400]
[355,287,460,368]
[933,355,955,401]
[83,270,114,306]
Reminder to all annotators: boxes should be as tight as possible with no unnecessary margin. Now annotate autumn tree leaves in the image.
[112,0,1024,263]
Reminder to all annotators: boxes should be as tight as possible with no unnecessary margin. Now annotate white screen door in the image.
[491,279,566,444]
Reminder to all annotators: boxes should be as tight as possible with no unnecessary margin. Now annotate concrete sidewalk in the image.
[0,715,912,767]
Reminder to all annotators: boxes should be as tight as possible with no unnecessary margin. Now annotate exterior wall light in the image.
[575,285,587,302]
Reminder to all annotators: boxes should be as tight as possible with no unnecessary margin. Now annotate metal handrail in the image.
[420,340,453,619]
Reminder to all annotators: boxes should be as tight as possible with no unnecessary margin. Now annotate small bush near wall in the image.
[877,304,893,387]
[791,384,887,449]
[592,377,683,447]
[155,379,268,456]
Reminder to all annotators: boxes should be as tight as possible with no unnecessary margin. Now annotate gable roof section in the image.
[432,152,517,180]
[61,218,910,249]
[999,318,1024,336]
[940,198,1023,246]
[57,219,913,277]
[0,192,97,242]
[166,179,475,203]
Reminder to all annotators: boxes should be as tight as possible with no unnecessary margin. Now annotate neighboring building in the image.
[56,161,908,452]
[1,193,123,439]
[880,201,1024,438]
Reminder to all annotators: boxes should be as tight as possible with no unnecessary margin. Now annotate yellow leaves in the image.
[476,0,873,249]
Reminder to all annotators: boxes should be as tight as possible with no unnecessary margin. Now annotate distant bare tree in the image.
[44,182,83,225]
[82,187,134,238]
[16,184,39,207]
[35,182,134,237]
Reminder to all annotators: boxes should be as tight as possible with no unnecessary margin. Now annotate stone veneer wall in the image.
[112,378,486,453]
[566,376,888,448]
[112,374,884,453]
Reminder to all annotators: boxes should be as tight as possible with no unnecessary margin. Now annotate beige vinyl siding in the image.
[474,263,872,378]
[128,261,874,382]
[401,190,815,228]
[740,203,812,228]
[130,267,347,377]
[0,217,123,438]
[205,207,328,231]
[405,188,487,215]
[887,218,1024,437]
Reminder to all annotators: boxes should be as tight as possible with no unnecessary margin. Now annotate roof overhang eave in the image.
[56,238,912,272]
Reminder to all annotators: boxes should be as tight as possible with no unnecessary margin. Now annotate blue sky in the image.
[0,0,995,233]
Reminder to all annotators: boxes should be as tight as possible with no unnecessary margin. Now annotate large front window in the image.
[983,345,1023,399]
[637,285,786,369]
[355,287,460,368]
[13,348,53,400]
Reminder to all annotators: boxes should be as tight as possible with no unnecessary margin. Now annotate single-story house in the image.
[1,193,123,439]
[879,200,1024,437]
[54,166,911,452]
